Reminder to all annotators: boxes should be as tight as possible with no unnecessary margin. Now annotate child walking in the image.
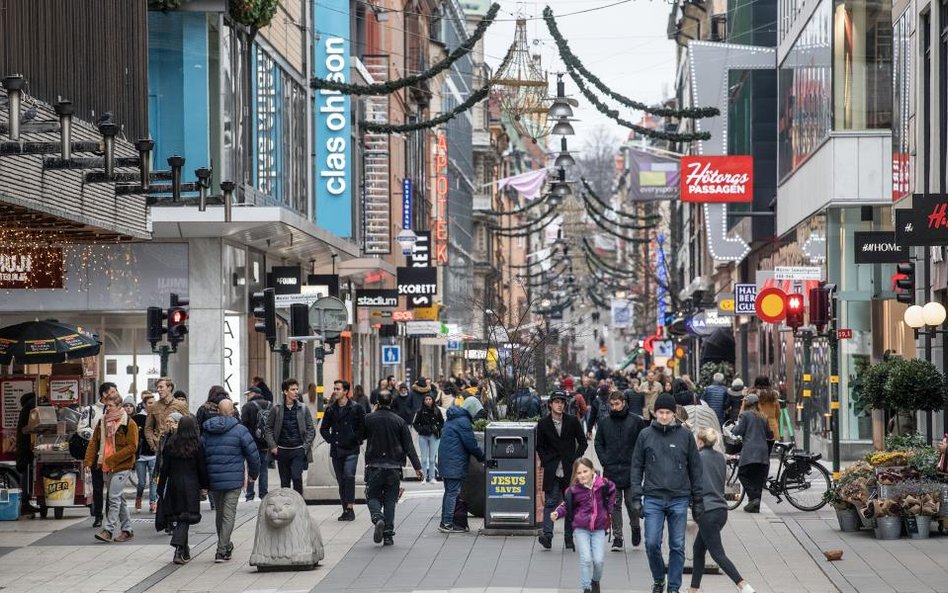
[550,457,617,593]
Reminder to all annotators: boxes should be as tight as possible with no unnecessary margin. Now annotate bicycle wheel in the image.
[781,460,832,511]
[724,457,745,510]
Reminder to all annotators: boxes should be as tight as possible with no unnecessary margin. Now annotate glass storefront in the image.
[778,0,832,180]
[831,0,892,130]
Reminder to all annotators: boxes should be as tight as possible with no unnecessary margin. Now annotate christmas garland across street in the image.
[581,178,663,222]
[543,6,719,120]
[312,3,501,96]
[581,193,660,231]
[362,83,491,133]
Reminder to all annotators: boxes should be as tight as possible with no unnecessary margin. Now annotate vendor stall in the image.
[29,405,90,519]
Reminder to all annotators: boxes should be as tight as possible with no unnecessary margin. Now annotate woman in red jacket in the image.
[550,458,617,593]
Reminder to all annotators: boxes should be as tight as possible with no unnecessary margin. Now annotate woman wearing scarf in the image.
[83,391,139,542]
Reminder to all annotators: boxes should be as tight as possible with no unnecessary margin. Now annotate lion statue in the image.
[249,488,325,571]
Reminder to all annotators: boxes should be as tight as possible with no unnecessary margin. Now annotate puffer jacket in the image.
[700,384,728,426]
[630,419,703,501]
[412,404,444,437]
[594,407,647,488]
[437,407,485,480]
[202,415,260,491]
[554,474,617,532]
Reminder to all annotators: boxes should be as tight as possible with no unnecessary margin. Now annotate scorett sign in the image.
[397,267,437,297]
[680,155,754,203]
[853,231,906,264]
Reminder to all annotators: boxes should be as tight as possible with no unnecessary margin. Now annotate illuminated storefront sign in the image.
[314,0,352,237]
[432,134,449,265]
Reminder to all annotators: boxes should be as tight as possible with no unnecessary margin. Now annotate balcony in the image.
[472,192,493,212]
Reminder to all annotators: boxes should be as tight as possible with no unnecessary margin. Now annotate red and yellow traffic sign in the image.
[755,287,788,323]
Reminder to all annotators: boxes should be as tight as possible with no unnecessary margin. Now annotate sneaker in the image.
[438,522,454,533]
[631,525,642,547]
[245,493,255,502]
[373,518,385,544]
[94,530,113,542]
[651,579,665,593]
[214,551,226,563]
[743,499,761,513]
[223,547,233,561]
[382,535,394,546]
[611,537,624,551]
[115,530,134,542]
[738,583,756,593]
[92,518,103,528]
[538,534,552,549]
[338,508,355,521]
[450,524,468,533]
[135,496,142,512]
[181,546,191,563]
[173,548,186,565]
[591,581,601,593]
[564,535,575,551]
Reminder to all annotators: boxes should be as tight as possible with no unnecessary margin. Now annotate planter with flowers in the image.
[890,480,941,539]
[827,461,874,531]
[862,498,903,540]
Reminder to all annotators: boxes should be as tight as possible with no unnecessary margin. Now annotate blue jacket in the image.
[437,407,485,479]
[701,384,728,426]
[202,415,261,491]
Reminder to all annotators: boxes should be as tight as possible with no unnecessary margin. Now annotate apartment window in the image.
[832,0,892,129]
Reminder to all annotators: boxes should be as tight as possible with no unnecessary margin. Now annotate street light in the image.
[903,302,946,329]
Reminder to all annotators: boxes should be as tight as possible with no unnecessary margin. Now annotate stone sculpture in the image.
[249,488,325,571]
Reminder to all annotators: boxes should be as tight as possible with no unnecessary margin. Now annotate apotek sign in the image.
[680,155,753,203]
[432,134,449,265]
[314,0,352,237]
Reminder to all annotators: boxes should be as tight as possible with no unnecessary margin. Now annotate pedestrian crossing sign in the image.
[382,345,401,365]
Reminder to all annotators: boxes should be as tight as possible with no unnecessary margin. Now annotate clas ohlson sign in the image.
[314,0,352,238]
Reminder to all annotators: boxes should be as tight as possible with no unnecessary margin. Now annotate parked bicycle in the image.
[724,440,832,511]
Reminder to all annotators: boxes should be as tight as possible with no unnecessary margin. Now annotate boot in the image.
[591,580,601,593]
[743,499,761,513]
[135,496,142,512]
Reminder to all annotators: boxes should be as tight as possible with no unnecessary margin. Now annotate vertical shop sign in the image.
[402,178,413,230]
[408,231,432,308]
[314,0,352,237]
[223,315,242,398]
[432,134,449,265]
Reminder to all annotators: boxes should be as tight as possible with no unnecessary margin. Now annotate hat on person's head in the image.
[412,378,431,394]
[654,392,677,413]
[123,396,136,407]
[728,379,745,396]
[244,386,263,397]
[743,393,760,406]
[563,376,574,390]
[168,412,184,422]
[549,390,570,403]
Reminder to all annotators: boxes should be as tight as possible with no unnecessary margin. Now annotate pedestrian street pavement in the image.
[0,476,947,593]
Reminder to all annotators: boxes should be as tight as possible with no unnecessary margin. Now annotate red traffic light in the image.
[786,293,805,329]
[169,309,188,325]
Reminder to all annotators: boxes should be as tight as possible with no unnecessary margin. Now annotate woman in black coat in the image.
[155,416,208,564]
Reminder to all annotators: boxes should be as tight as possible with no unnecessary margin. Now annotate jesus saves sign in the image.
[680,155,754,203]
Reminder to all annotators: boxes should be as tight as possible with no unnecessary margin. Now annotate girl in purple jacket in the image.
[551,457,617,593]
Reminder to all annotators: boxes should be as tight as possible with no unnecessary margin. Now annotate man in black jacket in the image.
[240,386,271,501]
[264,379,316,495]
[320,380,365,521]
[536,390,587,550]
[594,390,647,550]
[363,390,422,546]
[630,393,704,593]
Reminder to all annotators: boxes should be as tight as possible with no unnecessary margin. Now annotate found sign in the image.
[487,471,528,498]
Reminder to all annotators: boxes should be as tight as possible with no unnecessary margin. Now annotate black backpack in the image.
[253,400,272,441]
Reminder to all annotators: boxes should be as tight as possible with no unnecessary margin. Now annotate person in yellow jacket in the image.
[84,391,139,543]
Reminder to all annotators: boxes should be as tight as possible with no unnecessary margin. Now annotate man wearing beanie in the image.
[630,392,704,593]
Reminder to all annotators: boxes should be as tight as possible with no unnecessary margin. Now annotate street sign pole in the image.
[801,329,812,452]
[829,296,840,478]
[157,345,171,377]
[279,344,293,384]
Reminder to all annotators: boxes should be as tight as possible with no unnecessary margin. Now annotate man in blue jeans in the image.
[630,393,704,593]
[437,404,485,533]
[240,386,272,501]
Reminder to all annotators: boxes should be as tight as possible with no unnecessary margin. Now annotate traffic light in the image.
[167,293,189,347]
[809,285,830,332]
[785,293,805,330]
[290,303,309,339]
[896,262,915,304]
[253,288,277,346]
[146,306,165,346]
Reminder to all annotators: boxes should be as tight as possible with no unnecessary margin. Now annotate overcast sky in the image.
[483,0,678,153]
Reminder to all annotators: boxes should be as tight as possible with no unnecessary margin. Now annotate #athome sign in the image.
[680,156,754,203]
[853,231,905,264]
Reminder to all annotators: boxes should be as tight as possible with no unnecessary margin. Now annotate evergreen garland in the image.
[582,205,651,242]
[362,84,491,133]
[312,3,501,96]
[581,237,639,276]
[543,7,719,120]
[581,193,659,231]
[581,178,663,222]
[493,212,560,237]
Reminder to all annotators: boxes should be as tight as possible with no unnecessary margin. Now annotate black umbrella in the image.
[0,320,101,365]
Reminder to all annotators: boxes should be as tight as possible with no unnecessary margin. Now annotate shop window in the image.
[832,0,892,130]
[148,12,212,176]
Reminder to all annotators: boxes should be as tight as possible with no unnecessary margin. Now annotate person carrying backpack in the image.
[550,457,617,593]
[240,386,272,501]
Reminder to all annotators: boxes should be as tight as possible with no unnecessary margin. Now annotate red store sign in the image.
[680,155,754,203]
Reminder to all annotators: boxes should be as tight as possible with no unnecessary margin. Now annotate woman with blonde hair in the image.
[550,458,617,593]
[689,427,755,593]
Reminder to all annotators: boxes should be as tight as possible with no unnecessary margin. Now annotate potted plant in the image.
[830,461,873,532]
[891,480,941,539]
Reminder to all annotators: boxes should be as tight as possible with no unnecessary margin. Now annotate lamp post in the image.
[903,301,947,443]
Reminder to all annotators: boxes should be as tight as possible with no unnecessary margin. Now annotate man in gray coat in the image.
[264,379,316,495]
